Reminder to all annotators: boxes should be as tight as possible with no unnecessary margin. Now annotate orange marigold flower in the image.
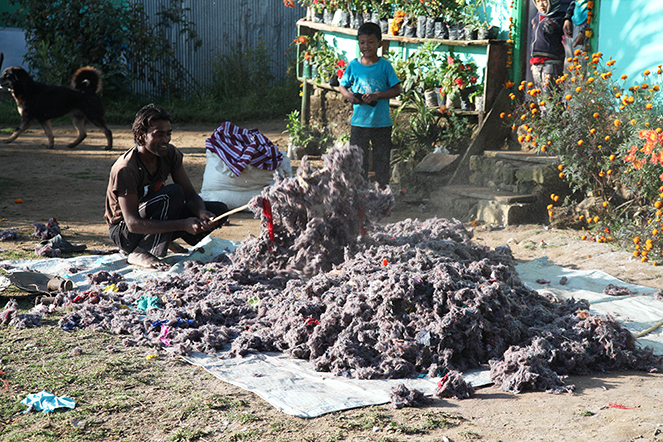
[656,201,663,209]
[599,171,605,177]
[607,60,616,66]
[593,112,599,118]
[602,201,608,207]
[647,103,654,110]
[609,154,616,161]
[605,135,611,141]
[621,74,628,80]
[565,94,572,100]
[645,70,651,76]
[578,140,584,146]
[614,119,621,127]
[590,128,596,134]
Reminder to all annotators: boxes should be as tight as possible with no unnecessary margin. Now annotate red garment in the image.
[530,56,555,65]
[205,122,283,177]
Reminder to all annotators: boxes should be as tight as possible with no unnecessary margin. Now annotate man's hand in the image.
[573,31,586,48]
[197,209,221,231]
[563,19,573,37]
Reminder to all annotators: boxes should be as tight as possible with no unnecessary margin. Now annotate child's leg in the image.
[370,127,393,186]
[350,126,371,179]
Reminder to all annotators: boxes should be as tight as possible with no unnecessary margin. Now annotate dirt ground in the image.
[2,123,663,441]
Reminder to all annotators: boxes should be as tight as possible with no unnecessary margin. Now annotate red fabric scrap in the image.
[608,402,638,410]
[262,198,274,243]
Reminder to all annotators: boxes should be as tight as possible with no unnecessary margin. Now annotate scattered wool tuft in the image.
[390,383,432,409]
[434,370,475,399]
[32,218,60,240]
[9,145,661,396]
[35,245,62,258]
[0,230,19,241]
[603,284,633,296]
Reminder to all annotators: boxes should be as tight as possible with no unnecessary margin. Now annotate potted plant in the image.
[439,52,479,109]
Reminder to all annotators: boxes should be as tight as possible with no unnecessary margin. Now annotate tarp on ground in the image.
[3,247,663,417]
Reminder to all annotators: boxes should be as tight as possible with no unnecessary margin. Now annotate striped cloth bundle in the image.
[205,122,283,177]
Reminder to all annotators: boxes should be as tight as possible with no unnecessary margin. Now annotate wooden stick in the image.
[211,203,251,224]
[634,319,663,338]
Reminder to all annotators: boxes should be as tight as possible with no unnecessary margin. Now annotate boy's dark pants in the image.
[109,184,229,257]
[350,126,393,186]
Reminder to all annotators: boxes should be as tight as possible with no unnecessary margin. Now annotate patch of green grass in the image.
[168,427,210,442]
[229,410,261,425]
[578,409,595,417]
[420,411,464,430]
[206,394,246,411]
[228,429,259,441]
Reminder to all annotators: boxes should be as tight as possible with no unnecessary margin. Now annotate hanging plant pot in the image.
[313,9,324,23]
[416,16,427,38]
[310,63,319,80]
[362,12,372,24]
[329,73,340,87]
[434,18,448,39]
[323,9,334,25]
[488,25,500,39]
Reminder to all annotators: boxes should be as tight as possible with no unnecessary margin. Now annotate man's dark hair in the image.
[357,22,382,41]
[132,104,171,145]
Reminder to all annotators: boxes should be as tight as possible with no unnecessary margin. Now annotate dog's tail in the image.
[71,66,102,94]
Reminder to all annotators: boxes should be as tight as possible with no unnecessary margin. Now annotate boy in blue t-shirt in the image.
[339,22,401,186]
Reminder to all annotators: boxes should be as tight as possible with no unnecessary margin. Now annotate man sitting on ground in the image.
[104,104,229,268]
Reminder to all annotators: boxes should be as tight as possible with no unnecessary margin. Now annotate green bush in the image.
[2,0,201,99]
[505,51,663,262]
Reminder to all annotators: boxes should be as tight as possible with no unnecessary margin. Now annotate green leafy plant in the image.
[2,0,202,99]
[504,51,663,262]
[285,110,333,156]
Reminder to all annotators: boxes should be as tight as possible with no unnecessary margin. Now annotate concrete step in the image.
[469,151,563,194]
[429,185,546,226]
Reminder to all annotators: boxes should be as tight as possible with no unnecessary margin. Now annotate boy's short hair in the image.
[357,22,382,41]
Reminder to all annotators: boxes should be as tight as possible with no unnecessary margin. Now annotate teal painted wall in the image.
[597,0,663,85]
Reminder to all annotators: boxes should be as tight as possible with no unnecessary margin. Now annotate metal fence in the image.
[130,0,304,97]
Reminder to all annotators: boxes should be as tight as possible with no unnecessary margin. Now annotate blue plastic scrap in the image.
[21,391,75,413]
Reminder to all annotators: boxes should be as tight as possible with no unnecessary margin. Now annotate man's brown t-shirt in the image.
[104,145,184,226]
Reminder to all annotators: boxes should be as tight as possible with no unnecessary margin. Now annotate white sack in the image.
[199,150,292,209]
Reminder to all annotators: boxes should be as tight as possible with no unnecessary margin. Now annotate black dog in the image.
[0,66,113,150]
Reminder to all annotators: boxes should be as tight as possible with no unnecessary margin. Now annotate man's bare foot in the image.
[127,248,162,269]
[168,242,189,254]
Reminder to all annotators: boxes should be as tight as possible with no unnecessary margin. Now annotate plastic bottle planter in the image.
[323,9,334,25]
[416,16,438,39]
[448,23,466,40]
[302,61,311,79]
